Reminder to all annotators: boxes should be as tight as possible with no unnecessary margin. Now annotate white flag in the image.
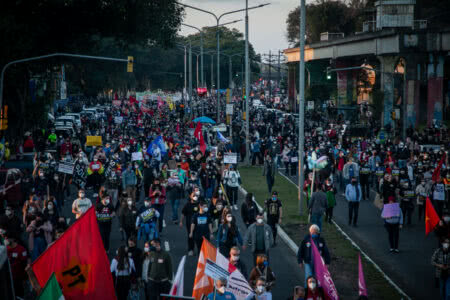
[170,255,186,296]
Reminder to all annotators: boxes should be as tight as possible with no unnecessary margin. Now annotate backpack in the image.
[349,164,355,178]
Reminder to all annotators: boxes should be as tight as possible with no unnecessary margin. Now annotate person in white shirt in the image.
[71,189,92,219]
[224,164,241,210]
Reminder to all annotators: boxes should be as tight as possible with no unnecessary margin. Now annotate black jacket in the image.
[297,234,330,265]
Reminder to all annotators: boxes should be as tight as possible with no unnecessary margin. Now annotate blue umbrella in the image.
[193,116,216,124]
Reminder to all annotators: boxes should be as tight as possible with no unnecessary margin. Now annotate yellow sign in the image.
[226,89,230,103]
[242,111,246,120]
[86,136,102,146]
[127,56,134,73]
[0,105,8,130]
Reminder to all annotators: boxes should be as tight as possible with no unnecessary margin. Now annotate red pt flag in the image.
[425,197,440,235]
[32,207,116,300]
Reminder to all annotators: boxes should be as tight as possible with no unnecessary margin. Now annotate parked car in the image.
[64,113,82,127]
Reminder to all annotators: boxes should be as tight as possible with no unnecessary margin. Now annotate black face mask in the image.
[351,181,357,185]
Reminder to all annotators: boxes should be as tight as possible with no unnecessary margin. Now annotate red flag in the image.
[176,123,180,133]
[31,208,116,300]
[432,153,446,182]
[426,197,440,235]
[194,122,206,155]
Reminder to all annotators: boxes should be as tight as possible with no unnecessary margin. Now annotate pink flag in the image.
[311,239,339,300]
[358,254,368,297]
[157,96,164,109]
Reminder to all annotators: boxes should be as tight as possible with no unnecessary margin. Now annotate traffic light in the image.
[391,110,396,120]
[127,56,134,73]
[326,67,332,80]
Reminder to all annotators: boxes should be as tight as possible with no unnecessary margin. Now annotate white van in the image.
[65,113,82,127]
[55,116,76,129]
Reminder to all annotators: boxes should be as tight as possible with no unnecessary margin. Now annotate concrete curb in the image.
[276,170,411,300]
[238,186,299,254]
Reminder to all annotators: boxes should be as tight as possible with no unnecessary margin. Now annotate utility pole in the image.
[268,50,272,101]
[184,46,187,104]
[189,41,192,112]
[298,0,306,215]
[245,0,250,165]
[278,50,281,90]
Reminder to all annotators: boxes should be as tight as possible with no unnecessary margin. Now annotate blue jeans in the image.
[336,170,344,191]
[31,236,47,262]
[304,262,314,287]
[440,277,450,300]
[152,204,165,233]
[311,213,323,232]
[398,159,406,168]
[171,198,180,221]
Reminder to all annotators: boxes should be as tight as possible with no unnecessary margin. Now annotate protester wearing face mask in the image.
[26,212,53,261]
[180,192,200,255]
[297,225,330,286]
[149,178,166,234]
[50,172,65,211]
[190,201,213,254]
[415,180,428,221]
[0,205,22,239]
[33,169,50,201]
[136,197,160,242]
[122,164,137,201]
[207,278,237,300]
[304,276,325,300]
[229,246,248,279]
[224,164,241,210]
[144,238,173,299]
[110,245,136,300]
[381,196,403,253]
[72,189,92,219]
[264,191,283,245]
[241,193,258,228]
[43,196,59,227]
[245,277,272,300]
[432,238,450,300]
[4,234,28,299]
[141,241,152,298]
[435,212,450,247]
[243,212,274,266]
[249,254,276,291]
[216,212,243,258]
[345,177,362,227]
[96,195,115,252]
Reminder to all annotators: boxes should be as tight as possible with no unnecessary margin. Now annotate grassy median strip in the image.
[239,165,403,300]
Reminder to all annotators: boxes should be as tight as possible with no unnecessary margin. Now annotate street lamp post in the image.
[298,0,306,215]
[177,1,270,124]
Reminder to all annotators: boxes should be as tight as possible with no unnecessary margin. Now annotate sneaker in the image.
[233,205,238,211]
[389,248,394,252]
[188,250,194,256]
[394,249,400,253]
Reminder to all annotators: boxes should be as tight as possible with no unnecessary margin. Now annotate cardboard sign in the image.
[58,162,74,174]
[291,157,298,163]
[114,116,123,124]
[307,101,314,110]
[226,104,233,115]
[381,203,401,218]
[223,153,237,164]
[86,136,102,146]
[131,152,143,161]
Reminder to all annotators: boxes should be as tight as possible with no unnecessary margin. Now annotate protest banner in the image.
[131,152,143,161]
[381,203,401,218]
[223,153,237,164]
[58,162,74,175]
[204,259,230,281]
[85,136,102,146]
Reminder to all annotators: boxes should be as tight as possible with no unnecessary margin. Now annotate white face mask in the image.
[203,207,209,212]
[144,247,150,253]
[308,282,317,290]
[48,204,54,210]
[216,286,226,294]
[144,202,151,207]
[444,243,449,250]
[104,199,110,205]
[216,205,223,210]
[444,217,450,223]
[256,285,265,293]
[226,216,233,222]
[257,218,263,224]
[5,210,12,217]
[231,255,239,262]
[195,191,200,196]
[79,193,85,198]
[127,201,133,206]
[192,196,198,201]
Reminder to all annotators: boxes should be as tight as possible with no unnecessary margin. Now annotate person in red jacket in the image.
[60,138,72,156]
[5,234,29,299]
[23,135,34,152]
[149,178,166,234]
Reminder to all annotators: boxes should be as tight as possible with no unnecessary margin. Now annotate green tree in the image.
[286,0,365,45]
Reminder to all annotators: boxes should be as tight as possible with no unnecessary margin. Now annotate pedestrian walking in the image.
[229,246,248,279]
[216,212,243,257]
[96,194,115,252]
[111,246,136,300]
[207,278,237,300]
[243,212,274,265]
[264,191,282,245]
[145,238,173,300]
[248,254,276,291]
[71,188,92,219]
[308,185,328,231]
[149,178,166,234]
[325,179,337,223]
[241,192,258,227]
[190,200,213,254]
[119,198,138,241]
[122,164,137,201]
[224,164,241,210]
[432,237,450,300]
[345,177,362,227]
[297,225,331,286]
[263,155,276,194]
[180,192,199,255]
[245,276,273,300]
[381,197,403,253]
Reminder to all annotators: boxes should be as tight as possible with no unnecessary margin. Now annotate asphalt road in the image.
[59,184,304,300]
[279,169,439,300]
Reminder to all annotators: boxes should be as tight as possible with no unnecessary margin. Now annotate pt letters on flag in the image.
[32,208,116,300]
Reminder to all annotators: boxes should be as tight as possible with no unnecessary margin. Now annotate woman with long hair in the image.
[216,211,242,258]
[110,245,136,300]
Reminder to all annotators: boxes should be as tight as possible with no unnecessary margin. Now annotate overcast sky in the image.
[179,0,300,56]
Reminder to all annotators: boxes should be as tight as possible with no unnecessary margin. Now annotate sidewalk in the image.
[280,170,438,300]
